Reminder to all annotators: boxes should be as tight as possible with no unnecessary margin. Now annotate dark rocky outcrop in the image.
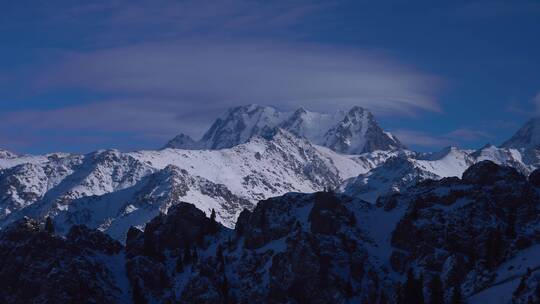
[462,160,525,185]
[387,160,540,297]
[529,169,540,187]
[2,161,540,303]
[0,218,125,304]
[121,193,389,303]
[125,202,224,303]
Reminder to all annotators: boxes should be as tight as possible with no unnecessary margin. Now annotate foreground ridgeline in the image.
[1,161,540,303]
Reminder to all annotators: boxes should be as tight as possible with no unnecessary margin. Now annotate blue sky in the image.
[0,0,539,154]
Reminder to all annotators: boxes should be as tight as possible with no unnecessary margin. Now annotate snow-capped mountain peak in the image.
[163,133,198,150]
[501,117,540,150]
[166,104,403,154]
[280,107,345,142]
[198,104,286,150]
[323,106,405,154]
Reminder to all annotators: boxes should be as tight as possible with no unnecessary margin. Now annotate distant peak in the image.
[256,127,298,142]
[421,145,465,161]
[171,133,193,140]
[342,106,374,124]
[323,106,404,154]
[437,145,454,154]
[440,145,460,152]
[346,106,369,116]
[501,117,540,150]
[164,104,404,154]
[163,133,198,150]
[293,107,308,115]
[348,105,367,112]
[229,104,269,114]
[481,143,496,149]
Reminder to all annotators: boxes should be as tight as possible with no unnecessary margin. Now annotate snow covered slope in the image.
[2,126,539,240]
[341,144,540,203]
[502,118,540,150]
[4,161,537,303]
[0,150,54,169]
[2,107,540,244]
[165,104,405,154]
[0,130,372,240]
[341,155,441,202]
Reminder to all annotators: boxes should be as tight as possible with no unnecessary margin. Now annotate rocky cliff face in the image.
[382,161,540,303]
[502,118,540,150]
[2,161,540,303]
[120,193,393,304]
[3,108,540,244]
[323,106,405,154]
[0,218,127,303]
[0,193,391,303]
[341,143,540,204]
[163,133,200,150]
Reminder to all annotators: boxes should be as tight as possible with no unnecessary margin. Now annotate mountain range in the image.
[1,105,539,242]
[165,104,405,154]
[2,104,540,303]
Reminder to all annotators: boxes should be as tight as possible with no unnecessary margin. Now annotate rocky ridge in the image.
[2,161,540,303]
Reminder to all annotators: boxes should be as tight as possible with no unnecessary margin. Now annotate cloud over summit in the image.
[39,41,442,113]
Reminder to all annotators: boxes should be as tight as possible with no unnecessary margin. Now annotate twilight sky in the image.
[1,0,539,154]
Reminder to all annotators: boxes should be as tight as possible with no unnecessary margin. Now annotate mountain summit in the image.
[501,117,540,150]
[165,104,405,154]
[322,106,405,154]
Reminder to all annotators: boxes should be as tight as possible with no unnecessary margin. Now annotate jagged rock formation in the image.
[2,108,540,303]
[2,161,540,303]
[382,161,540,303]
[0,129,373,240]
[322,106,404,154]
[0,194,393,303]
[502,118,540,150]
[342,142,540,203]
[164,133,200,150]
[340,155,441,202]
[165,104,405,154]
[2,113,540,243]
[0,217,127,303]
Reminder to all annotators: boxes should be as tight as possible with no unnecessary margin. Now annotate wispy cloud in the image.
[0,98,212,152]
[0,38,445,151]
[0,0,445,153]
[34,41,443,113]
[4,0,331,47]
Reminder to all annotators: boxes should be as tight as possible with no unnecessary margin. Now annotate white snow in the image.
[468,279,520,304]
[0,131,372,241]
